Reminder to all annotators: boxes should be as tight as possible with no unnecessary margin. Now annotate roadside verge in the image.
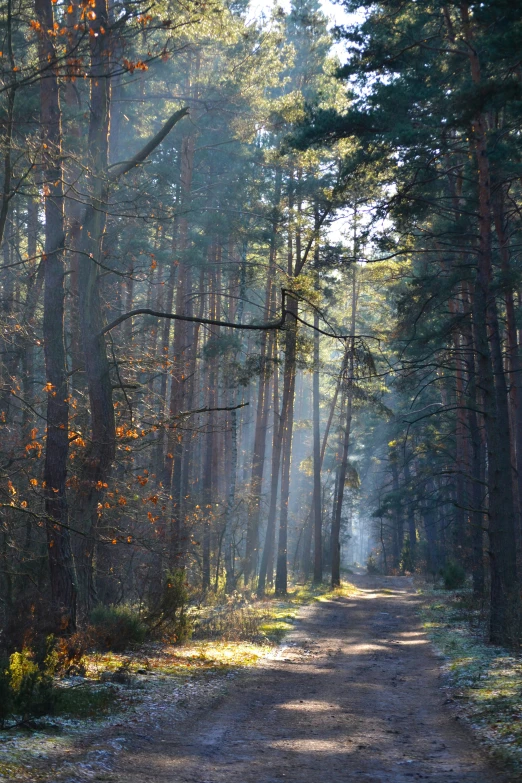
[419,585,522,775]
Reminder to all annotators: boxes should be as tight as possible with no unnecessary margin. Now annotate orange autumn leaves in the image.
[28,2,149,74]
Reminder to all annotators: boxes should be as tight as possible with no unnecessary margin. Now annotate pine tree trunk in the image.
[402,456,416,562]
[36,0,76,631]
[75,0,116,617]
[244,298,271,584]
[312,312,323,583]
[424,482,439,576]
[257,338,281,596]
[461,281,485,596]
[245,173,281,583]
[274,176,302,597]
[462,0,519,648]
[450,296,468,559]
[274,295,298,596]
[331,269,357,587]
[224,257,246,592]
[492,194,522,553]
[390,452,403,568]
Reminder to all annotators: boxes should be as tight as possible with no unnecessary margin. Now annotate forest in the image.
[1,0,522,757]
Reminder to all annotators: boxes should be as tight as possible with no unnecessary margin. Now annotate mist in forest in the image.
[0,0,521,675]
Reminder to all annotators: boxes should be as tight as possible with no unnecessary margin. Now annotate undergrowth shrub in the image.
[146,569,192,643]
[54,631,89,675]
[90,605,147,652]
[441,561,467,590]
[366,553,380,574]
[400,539,415,574]
[0,642,57,727]
[194,596,270,642]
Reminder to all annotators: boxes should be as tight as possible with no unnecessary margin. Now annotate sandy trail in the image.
[113,575,510,783]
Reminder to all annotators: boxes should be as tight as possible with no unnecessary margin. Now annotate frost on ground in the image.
[0,587,319,783]
[0,645,261,783]
[1,578,513,783]
[0,667,241,782]
[110,574,509,783]
[420,585,522,774]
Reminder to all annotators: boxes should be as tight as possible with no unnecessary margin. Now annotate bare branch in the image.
[108,107,189,181]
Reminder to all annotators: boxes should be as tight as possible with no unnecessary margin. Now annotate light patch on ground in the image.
[268,738,351,752]
[0,581,358,783]
[277,700,341,712]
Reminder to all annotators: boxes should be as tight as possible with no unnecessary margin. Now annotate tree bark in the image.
[274,295,298,595]
[461,2,519,644]
[390,450,403,569]
[35,0,77,631]
[244,293,271,584]
[331,269,357,587]
[402,455,416,564]
[492,191,522,552]
[74,0,115,617]
[257,337,281,596]
[312,312,323,583]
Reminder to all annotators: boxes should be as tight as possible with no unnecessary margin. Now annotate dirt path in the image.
[113,575,511,783]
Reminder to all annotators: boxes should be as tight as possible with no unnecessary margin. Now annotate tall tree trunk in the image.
[75,0,115,616]
[36,0,76,631]
[492,192,522,551]
[245,172,281,583]
[164,129,195,565]
[470,143,519,642]
[202,261,219,591]
[179,273,204,562]
[0,0,17,250]
[449,295,468,559]
[390,450,403,568]
[224,256,246,592]
[244,298,271,584]
[402,455,416,563]
[312,312,323,583]
[274,174,301,597]
[424,482,439,575]
[257,337,281,596]
[462,0,519,648]
[274,294,298,596]
[331,269,357,587]
[462,281,485,596]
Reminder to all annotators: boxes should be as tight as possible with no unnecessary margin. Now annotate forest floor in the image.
[2,574,517,783]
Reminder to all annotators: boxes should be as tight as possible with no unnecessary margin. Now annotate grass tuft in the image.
[192,580,358,645]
